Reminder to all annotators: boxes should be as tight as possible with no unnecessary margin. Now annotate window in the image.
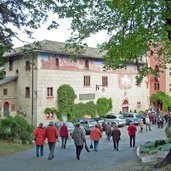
[56,58,59,67]
[102,76,108,87]
[154,82,160,90]
[25,61,30,71]
[85,59,89,69]
[84,75,90,86]
[25,87,30,98]
[47,87,53,96]
[9,58,13,71]
[3,89,8,95]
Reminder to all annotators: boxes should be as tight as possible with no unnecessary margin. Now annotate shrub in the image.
[96,97,112,116]
[0,115,34,144]
[57,84,76,118]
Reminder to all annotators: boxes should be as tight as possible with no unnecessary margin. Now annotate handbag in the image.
[85,143,90,152]
[90,140,93,149]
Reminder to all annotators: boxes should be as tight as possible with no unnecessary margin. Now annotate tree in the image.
[0,0,59,79]
[150,91,171,112]
[52,0,171,84]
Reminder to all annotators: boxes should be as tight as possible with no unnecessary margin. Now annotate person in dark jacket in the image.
[60,122,68,149]
[111,124,121,151]
[45,121,59,160]
[72,122,86,160]
[127,122,137,147]
[33,123,45,157]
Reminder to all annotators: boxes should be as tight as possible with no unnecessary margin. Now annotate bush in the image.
[96,97,112,116]
[140,139,170,154]
[0,115,34,144]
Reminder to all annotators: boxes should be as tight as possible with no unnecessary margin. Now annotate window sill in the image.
[46,96,54,99]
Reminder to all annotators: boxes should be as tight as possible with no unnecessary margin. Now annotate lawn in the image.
[0,140,35,156]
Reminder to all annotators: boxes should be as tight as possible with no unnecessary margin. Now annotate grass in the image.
[0,140,35,156]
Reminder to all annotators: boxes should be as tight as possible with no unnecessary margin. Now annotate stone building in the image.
[0,40,150,126]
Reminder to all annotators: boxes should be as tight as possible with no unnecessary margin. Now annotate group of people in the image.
[33,120,146,160]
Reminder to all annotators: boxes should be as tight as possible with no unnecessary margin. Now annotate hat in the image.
[49,121,54,125]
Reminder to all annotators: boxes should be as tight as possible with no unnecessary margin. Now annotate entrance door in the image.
[122,106,129,112]
[122,99,129,112]
[3,102,10,116]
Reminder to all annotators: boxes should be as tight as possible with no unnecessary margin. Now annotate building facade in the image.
[0,40,150,126]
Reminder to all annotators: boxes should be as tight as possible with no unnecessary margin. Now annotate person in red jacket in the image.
[60,122,68,149]
[45,121,59,160]
[90,124,102,151]
[33,123,45,157]
[127,122,137,147]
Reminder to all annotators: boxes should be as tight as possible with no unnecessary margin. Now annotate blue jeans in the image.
[36,144,43,156]
[93,141,99,151]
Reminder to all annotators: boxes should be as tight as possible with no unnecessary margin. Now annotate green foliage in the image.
[57,84,76,117]
[96,97,112,116]
[140,139,171,154]
[0,0,59,57]
[0,115,34,144]
[44,107,62,121]
[84,101,96,118]
[154,139,166,147]
[54,0,171,84]
[150,91,171,111]
[69,101,96,121]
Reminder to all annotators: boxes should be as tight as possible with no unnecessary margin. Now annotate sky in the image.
[13,18,110,48]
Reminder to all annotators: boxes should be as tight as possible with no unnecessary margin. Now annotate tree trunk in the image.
[154,150,171,168]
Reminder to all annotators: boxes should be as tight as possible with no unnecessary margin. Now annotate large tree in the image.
[0,0,59,78]
[53,0,171,84]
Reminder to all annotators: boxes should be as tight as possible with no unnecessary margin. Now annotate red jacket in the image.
[34,127,45,145]
[127,124,137,136]
[90,127,102,141]
[60,124,68,137]
[45,125,59,142]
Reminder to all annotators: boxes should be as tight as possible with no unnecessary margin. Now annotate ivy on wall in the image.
[96,97,112,116]
[44,84,113,121]
[57,84,76,116]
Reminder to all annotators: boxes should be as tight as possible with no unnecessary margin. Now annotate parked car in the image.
[104,113,126,127]
[122,113,141,125]
[76,119,97,134]
[54,121,75,136]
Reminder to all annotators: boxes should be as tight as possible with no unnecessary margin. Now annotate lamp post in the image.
[31,61,34,125]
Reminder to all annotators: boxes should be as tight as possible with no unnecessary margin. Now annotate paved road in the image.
[0,124,167,171]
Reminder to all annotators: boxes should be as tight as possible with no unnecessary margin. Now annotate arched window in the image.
[3,102,10,116]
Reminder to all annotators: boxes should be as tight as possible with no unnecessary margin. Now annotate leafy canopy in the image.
[54,0,171,84]
[1,1,171,84]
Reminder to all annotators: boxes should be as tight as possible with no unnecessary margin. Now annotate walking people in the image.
[60,122,68,149]
[106,122,112,141]
[45,121,59,160]
[146,116,152,131]
[33,123,45,157]
[90,124,102,151]
[127,122,137,147]
[72,122,86,160]
[111,124,121,151]
[139,119,144,133]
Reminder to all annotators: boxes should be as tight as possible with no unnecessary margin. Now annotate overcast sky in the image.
[13,18,110,48]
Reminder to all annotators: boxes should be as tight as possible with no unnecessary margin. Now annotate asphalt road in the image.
[0,124,167,171]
